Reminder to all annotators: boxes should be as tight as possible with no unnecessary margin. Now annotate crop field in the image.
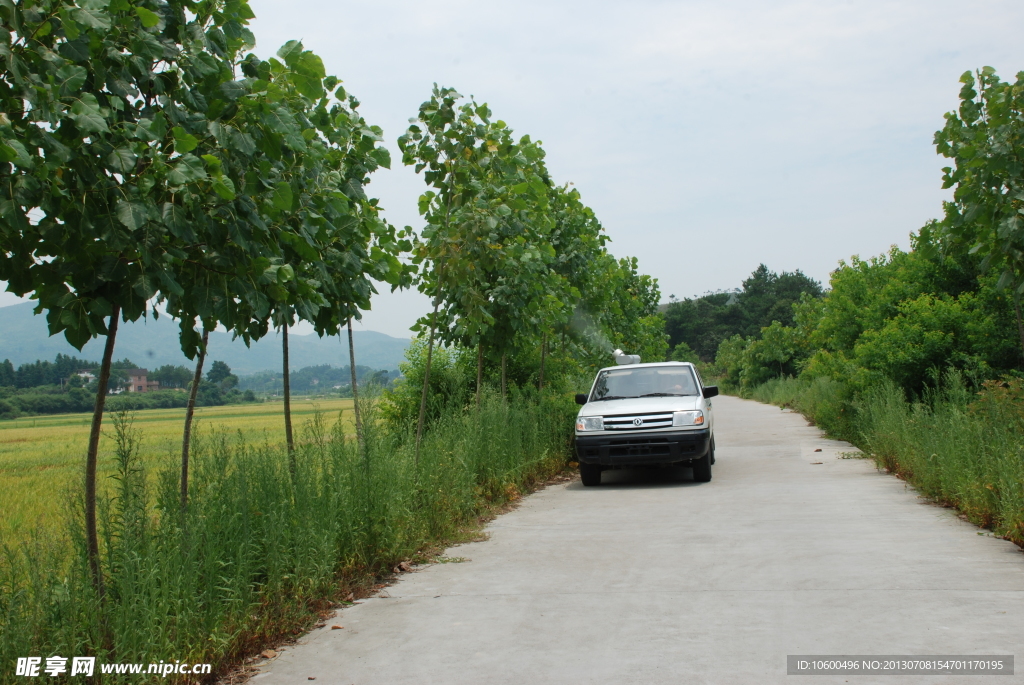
[0,397,355,542]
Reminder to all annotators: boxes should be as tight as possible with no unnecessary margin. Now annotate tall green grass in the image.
[746,374,1024,546]
[0,389,576,682]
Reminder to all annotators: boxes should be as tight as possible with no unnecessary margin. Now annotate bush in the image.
[378,339,473,430]
[0,399,17,420]
[7,388,93,414]
[106,390,192,412]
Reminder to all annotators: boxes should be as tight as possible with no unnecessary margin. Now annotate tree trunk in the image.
[85,305,120,598]
[283,323,294,465]
[501,352,507,399]
[476,343,483,409]
[180,328,209,509]
[347,318,364,455]
[1014,294,1024,361]
[415,299,440,467]
[539,332,547,392]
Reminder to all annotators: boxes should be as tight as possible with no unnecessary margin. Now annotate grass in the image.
[0,397,354,542]
[0,388,577,684]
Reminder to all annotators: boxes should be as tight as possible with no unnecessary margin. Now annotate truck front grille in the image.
[602,412,674,431]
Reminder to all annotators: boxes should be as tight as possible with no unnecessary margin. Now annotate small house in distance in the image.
[127,369,160,393]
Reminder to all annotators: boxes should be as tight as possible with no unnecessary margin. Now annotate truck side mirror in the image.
[702,386,719,399]
[575,393,589,405]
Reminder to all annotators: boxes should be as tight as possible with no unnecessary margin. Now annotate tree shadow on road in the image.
[566,466,706,490]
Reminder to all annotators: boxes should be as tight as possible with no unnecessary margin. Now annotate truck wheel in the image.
[579,462,602,486]
[710,435,716,465]
[692,451,712,483]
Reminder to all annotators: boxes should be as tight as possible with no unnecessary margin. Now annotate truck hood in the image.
[577,396,701,417]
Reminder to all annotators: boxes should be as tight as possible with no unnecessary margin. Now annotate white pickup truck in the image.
[573,356,718,486]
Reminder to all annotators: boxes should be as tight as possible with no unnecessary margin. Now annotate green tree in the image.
[206,360,238,389]
[0,0,258,591]
[664,264,822,361]
[401,87,559,402]
[0,359,13,386]
[149,364,193,389]
[669,341,701,364]
[935,67,1024,356]
[539,184,608,387]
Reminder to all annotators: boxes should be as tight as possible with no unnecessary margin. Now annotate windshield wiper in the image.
[638,392,688,397]
[594,395,633,401]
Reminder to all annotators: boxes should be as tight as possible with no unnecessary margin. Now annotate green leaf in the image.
[116,201,148,230]
[4,140,33,167]
[60,308,94,351]
[55,64,87,96]
[218,79,246,100]
[279,231,318,261]
[59,9,81,40]
[229,129,256,156]
[70,94,108,133]
[276,40,304,66]
[172,126,199,153]
[58,36,89,60]
[291,51,326,99]
[134,6,160,27]
[271,181,293,211]
[200,153,222,173]
[106,147,137,172]
[133,273,159,299]
[0,143,16,165]
[211,176,235,200]
[70,6,112,30]
[161,203,195,241]
[166,154,207,185]
[369,147,391,169]
[33,19,52,38]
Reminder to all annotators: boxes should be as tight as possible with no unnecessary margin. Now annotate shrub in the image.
[0,399,17,420]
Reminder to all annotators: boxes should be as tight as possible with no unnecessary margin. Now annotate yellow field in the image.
[0,397,355,542]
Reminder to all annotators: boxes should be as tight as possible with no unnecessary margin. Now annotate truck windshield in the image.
[590,366,699,401]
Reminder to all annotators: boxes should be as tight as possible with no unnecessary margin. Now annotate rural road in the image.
[252,395,1024,684]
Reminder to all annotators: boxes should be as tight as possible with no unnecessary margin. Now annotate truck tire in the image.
[710,435,716,465]
[579,462,602,486]
[692,451,712,483]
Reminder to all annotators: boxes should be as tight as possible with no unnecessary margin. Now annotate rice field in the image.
[0,397,355,542]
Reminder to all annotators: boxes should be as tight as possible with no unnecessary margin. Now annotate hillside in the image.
[0,302,410,374]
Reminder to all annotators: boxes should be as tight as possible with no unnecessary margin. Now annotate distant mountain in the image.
[0,302,410,374]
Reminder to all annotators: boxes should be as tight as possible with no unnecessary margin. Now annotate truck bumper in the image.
[575,428,711,467]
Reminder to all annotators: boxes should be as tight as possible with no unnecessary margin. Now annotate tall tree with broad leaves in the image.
[541,183,608,385]
[400,86,559,416]
[399,85,488,459]
[229,42,410,459]
[935,66,1024,357]
[0,0,257,595]
[160,41,409,481]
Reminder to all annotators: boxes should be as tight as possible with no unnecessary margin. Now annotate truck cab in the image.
[574,360,718,486]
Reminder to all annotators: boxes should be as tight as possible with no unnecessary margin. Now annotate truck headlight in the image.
[672,410,704,427]
[576,416,604,431]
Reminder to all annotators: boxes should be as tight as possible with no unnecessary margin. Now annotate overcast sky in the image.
[5,0,1024,338]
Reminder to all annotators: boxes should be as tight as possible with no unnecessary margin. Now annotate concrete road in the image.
[253,396,1024,684]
